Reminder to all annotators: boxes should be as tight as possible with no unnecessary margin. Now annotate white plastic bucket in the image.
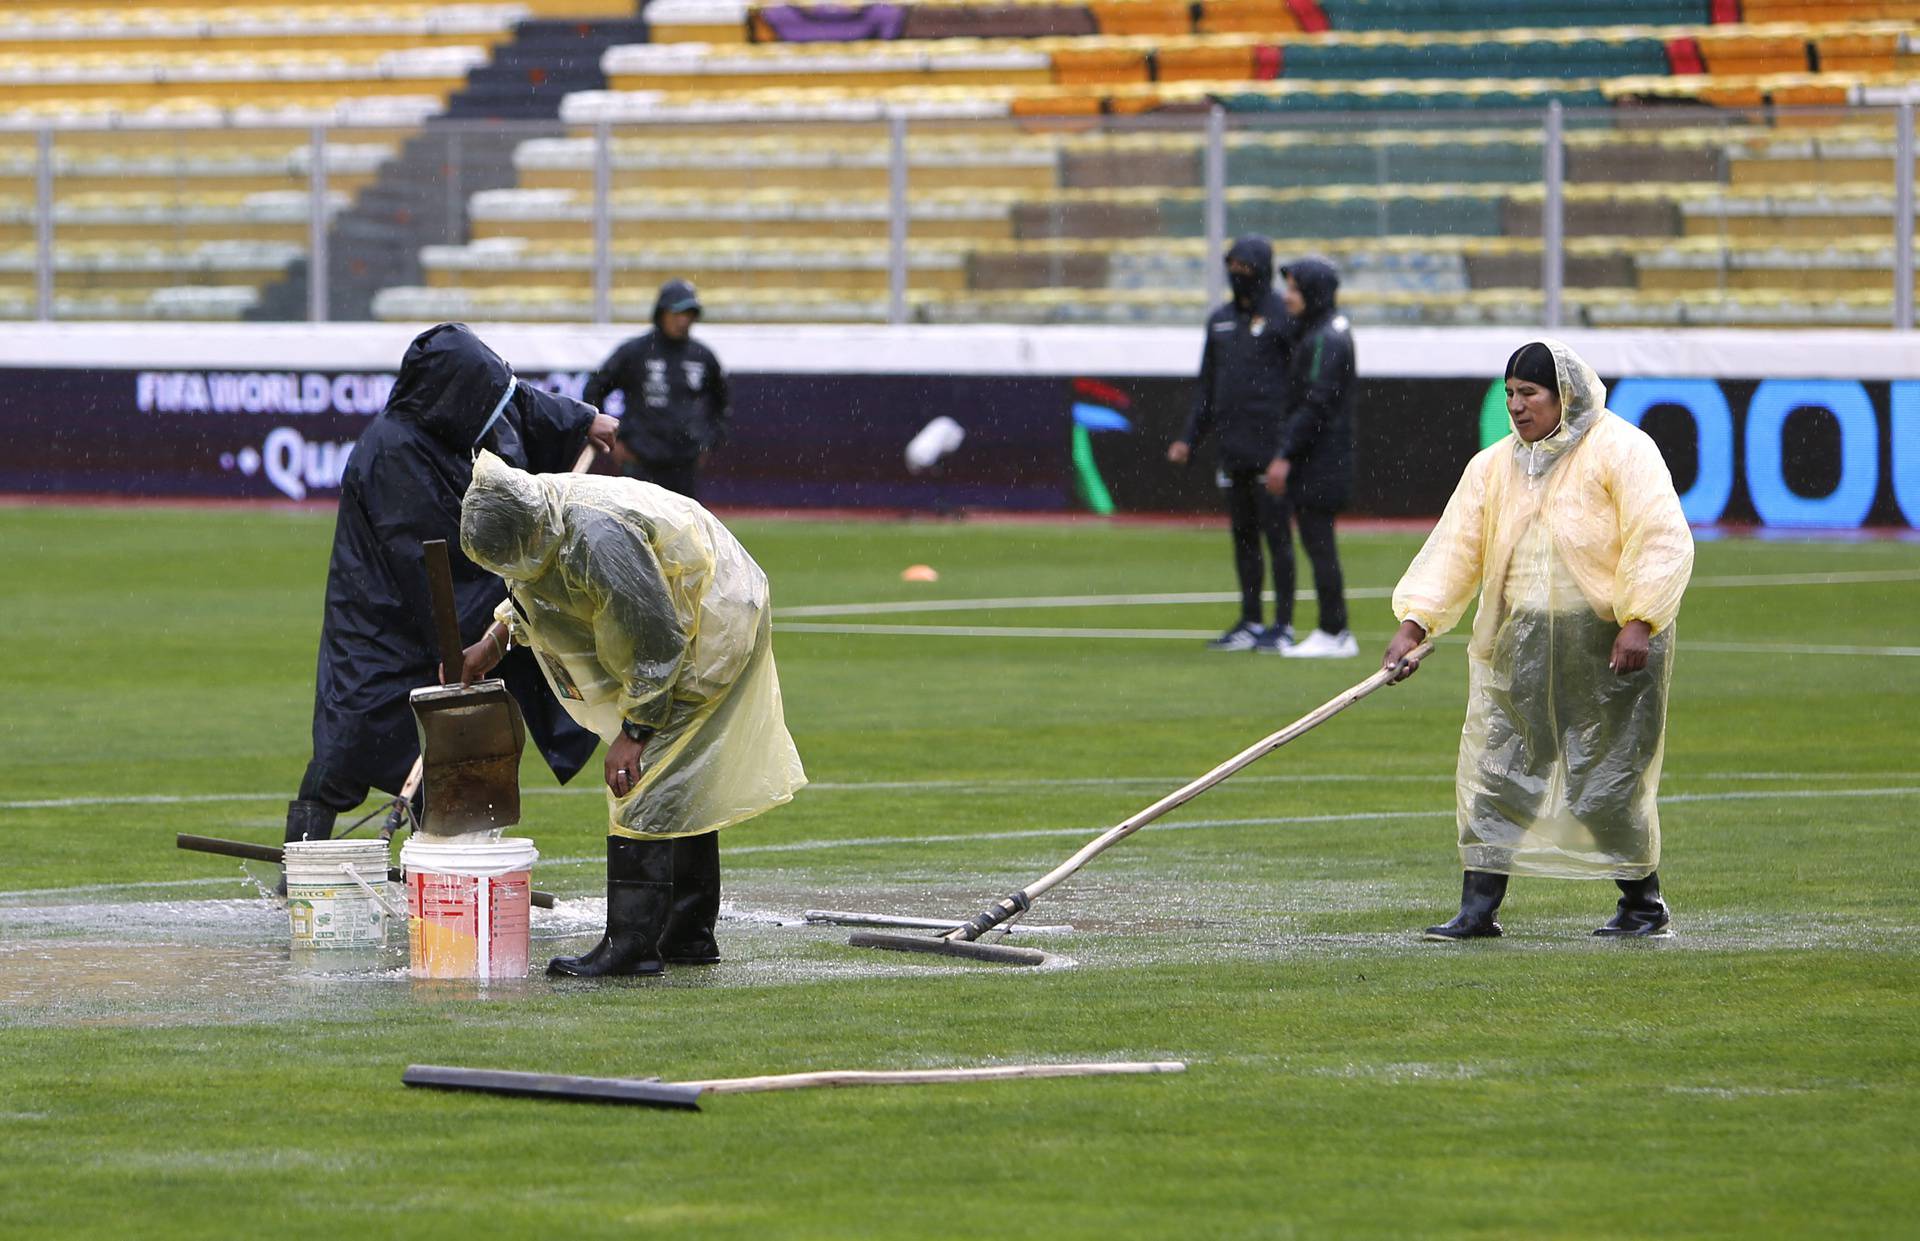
[283,838,395,968]
[401,836,539,980]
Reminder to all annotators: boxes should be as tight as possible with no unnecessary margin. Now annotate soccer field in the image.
[2,505,1916,1240]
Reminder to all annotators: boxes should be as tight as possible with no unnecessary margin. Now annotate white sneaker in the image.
[1283,628,1359,659]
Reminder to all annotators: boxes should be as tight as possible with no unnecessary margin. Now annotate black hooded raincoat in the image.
[1277,257,1356,512]
[583,281,731,470]
[307,323,602,796]
[1182,236,1295,472]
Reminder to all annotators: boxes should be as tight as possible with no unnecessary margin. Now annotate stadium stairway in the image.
[252,9,649,322]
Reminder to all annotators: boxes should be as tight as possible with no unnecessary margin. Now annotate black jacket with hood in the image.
[1181,235,1295,473]
[1276,256,1356,512]
[583,280,731,468]
[308,323,601,795]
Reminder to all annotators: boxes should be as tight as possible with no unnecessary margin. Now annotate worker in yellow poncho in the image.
[1381,340,1693,941]
[455,450,806,977]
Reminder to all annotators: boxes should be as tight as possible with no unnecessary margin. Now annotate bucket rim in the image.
[401,835,538,878]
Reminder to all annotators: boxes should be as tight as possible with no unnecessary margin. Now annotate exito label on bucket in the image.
[283,839,393,958]
[407,870,532,979]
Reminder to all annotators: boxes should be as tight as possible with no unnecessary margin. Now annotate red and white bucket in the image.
[400,837,539,980]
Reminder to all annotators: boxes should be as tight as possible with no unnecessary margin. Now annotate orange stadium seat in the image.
[1087,1,1194,37]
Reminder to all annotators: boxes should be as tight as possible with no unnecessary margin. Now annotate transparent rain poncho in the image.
[1392,340,1694,879]
[460,450,806,839]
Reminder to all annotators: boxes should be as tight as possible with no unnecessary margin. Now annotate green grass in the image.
[2,506,1917,1239]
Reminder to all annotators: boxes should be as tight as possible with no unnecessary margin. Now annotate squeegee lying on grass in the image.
[175,833,558,910]
[402,1061,1185,1111]
[849,642,1433,967]
[802,909,1075,934]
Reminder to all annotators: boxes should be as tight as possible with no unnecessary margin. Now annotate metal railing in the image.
[5,102,1916,328]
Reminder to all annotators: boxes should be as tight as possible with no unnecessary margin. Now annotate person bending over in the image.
[285,324,615,869]
[457,451,806,977]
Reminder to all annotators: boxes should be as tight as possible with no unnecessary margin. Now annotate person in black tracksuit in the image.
[1167,235,1296,651]
[1262,255,1357,658]
[583,278,730,500]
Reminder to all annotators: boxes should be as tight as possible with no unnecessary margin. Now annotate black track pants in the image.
[296,762,373,815]
[1223,468,1294,627]
[626,457,700,500]
[1293,505,1348,635]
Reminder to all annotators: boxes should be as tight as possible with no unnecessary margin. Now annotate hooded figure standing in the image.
[1261,256,1357,658]
[287,324,616,855]
[1167,236,1296,651]
[1383,340,1694,940]
[583,278,730,501]
[456,451,806,977]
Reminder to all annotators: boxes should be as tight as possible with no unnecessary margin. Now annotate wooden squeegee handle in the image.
[946,642,1435,943]
[422,539,466,686]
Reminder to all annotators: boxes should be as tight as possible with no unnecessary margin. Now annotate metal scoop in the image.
[409,538,525,838]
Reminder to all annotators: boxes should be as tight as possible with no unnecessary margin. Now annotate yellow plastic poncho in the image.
[1392,339,1694,880]
[459,450,806,839]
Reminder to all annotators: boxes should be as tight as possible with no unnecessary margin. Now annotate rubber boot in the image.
[548,836,672,978]
[1423,870,1508,941]
[274,800,336,897]
[1594,872,1672,938]
[658,832,722,965]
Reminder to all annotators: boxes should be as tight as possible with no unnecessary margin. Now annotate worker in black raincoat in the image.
[583,278,731,501]
[1261,255,1358,659]
[283,323,619,852]
[1167,235,1296,652]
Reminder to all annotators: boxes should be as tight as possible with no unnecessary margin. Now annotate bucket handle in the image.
[338,863,407,920]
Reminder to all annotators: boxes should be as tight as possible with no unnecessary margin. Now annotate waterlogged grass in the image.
[1,505,1917,1240]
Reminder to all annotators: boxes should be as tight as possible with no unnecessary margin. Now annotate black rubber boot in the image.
[548,836,672,978]
[1423,870,1508,941]
[274,800,336,897]
[658,832,722,965]
[1594,872,1672,938]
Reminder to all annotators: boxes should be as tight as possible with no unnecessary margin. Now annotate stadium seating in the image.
[2,1,1915,326]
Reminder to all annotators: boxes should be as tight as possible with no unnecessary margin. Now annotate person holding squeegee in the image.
[1383,339,1693,942]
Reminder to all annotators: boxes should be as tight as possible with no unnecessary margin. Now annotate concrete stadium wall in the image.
[1,324,1915,529]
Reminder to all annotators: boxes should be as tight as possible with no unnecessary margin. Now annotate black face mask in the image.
[1228,269,1266,303]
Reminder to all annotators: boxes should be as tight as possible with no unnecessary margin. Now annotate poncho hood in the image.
[460,449,566,582]
[1512,337,1607,478]
[383,323,518,452]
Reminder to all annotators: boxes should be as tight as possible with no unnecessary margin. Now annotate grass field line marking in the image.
[5,787,1915,898]
[779,623,1224,640]
[0,876,254,902]
[0,792,294,811]
[1659,786,1920,804]
[778,622,1920,657]
[1683,640,1920,658]
[7,775,1918,813]
[777,568,1920,620]
[567,810,1456,861]
[778,588,1386,618]
[549,786,1920,863]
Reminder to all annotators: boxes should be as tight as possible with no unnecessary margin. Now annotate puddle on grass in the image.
[2,867,1913,1029]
